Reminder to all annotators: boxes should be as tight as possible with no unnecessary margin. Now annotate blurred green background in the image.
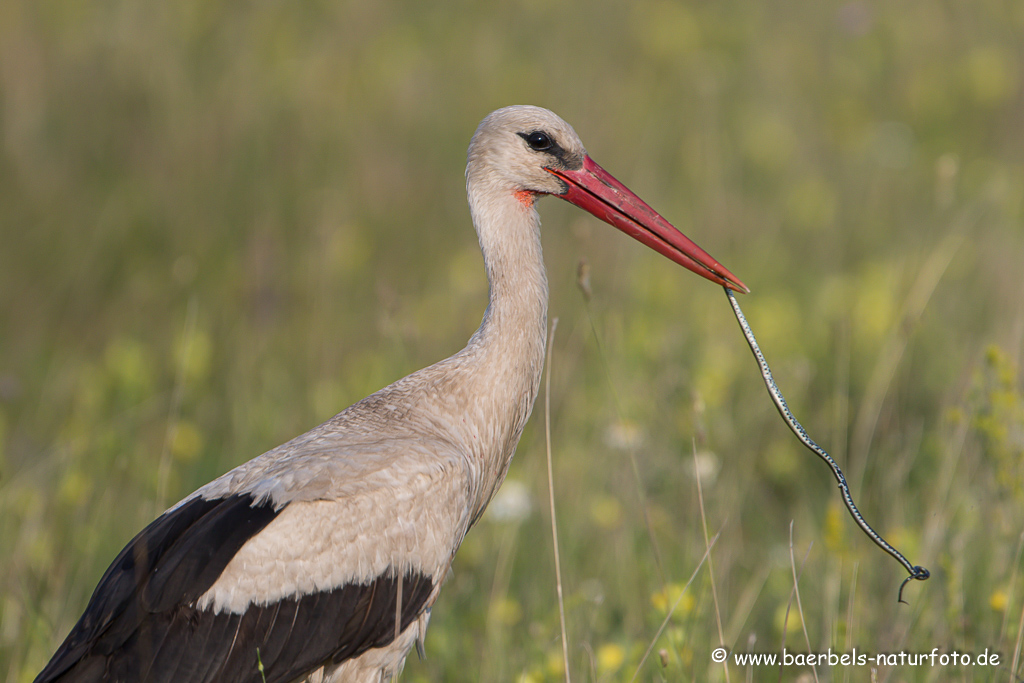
[2,0,1023,680]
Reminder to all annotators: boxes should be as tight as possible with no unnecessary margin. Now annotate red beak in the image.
[546,155,747,293]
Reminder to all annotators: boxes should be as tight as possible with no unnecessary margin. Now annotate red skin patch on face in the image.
[514,189,536,207]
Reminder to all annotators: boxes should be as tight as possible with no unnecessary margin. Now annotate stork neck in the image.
[468,188,549,363]
[456,183,548,519]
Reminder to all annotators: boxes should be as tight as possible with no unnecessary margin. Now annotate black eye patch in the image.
[516,130,582,171]
[519,130,553,151]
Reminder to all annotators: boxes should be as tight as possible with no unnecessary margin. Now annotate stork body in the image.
[36,107,744,683]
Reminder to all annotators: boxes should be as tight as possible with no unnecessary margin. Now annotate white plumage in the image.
[36,106,744,683]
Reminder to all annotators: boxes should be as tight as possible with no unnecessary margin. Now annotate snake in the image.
[724,286,929,603]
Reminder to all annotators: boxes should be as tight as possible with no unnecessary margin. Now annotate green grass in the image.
[2,0,1023,680]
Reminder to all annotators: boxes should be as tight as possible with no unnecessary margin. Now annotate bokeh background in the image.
[3,0,1023,680]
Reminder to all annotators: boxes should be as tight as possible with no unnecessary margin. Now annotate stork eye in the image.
[525,131,553,151]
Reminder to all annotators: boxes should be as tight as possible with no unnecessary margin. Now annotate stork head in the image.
[467,105,747,292]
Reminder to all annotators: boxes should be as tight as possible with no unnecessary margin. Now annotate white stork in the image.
[35,106,746,683]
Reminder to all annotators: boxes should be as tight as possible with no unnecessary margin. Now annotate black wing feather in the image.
[35,494,279,683]
[142,496,280,610]
[35,494,437,683]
